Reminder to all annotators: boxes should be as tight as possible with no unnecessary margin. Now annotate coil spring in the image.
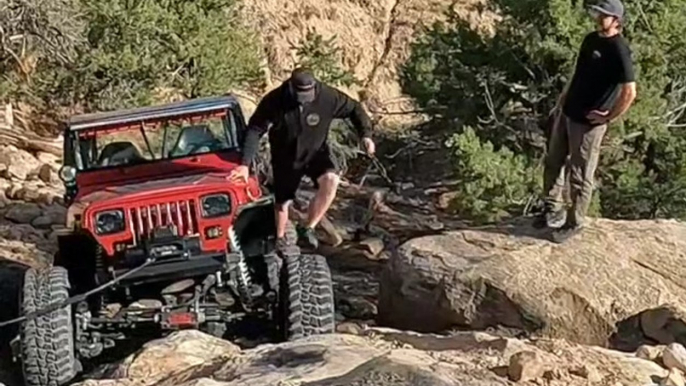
[227,227,253,306]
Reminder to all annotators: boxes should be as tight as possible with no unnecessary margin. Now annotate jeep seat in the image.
[169,125,221,157]
[98,141,146,167]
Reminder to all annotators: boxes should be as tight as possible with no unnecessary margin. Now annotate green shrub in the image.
[401,0,686,223]
[55,0,262,111]
[2,0,263,119]
[0,0,85,104]
[446,126,540,223]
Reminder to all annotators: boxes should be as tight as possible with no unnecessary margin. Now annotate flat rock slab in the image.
[74,328,670,386]
[378,218,686,349]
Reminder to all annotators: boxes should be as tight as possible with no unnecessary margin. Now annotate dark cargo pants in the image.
[542,112,607,227]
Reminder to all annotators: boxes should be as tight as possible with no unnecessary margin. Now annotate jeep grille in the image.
[128,200,198,242]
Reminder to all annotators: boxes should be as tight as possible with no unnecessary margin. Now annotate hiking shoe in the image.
[547,208,567,228]
[551,223,582,244]
[532,207,566,229]
[296,225,319,250]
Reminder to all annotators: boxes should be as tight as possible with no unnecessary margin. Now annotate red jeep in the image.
[14,95,335,386]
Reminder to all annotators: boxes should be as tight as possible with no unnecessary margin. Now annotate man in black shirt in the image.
[229,68,375,250]
[535,0,637,243]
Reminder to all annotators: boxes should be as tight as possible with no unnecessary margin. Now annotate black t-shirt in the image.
[563,32,635,124]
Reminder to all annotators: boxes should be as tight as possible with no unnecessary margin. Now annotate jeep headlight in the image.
[201,193,231,218]
[59,165,77,184]
[95,209,125,235]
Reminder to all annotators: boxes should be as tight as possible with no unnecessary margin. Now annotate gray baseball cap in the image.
[589,0,625,20]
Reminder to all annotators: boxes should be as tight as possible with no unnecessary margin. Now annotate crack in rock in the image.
[364,0,402,89]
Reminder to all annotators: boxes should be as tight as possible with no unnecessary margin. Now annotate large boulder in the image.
[75,328,671,386]
[378,218,686,350]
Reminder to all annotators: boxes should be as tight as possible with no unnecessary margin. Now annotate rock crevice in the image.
[363,0,402,90]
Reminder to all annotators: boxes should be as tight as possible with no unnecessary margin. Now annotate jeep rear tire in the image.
[20,266,78,386]
[279,254,335,340]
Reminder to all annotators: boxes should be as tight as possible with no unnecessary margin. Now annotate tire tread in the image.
[21,266,77,386]
[281,253,335,340]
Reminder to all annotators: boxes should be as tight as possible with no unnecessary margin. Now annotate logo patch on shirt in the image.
[592,50,602,59]
[306,113,320,126]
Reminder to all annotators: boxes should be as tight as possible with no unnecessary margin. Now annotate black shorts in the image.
[272,149,338,205]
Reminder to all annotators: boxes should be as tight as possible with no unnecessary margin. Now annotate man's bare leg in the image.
[275,200,291,239]
[304,172,340,229]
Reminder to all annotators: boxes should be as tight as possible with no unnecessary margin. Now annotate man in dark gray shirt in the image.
[230,68,375,250]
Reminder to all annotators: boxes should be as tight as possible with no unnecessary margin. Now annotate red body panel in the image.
[75,151,263,256]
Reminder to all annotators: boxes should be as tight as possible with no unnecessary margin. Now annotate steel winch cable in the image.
[354,150,397,191]
[0,257,157,329]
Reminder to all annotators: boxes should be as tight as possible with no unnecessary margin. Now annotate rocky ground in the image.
[0,144,65,265]
[70,327,686,386]
[3,136,686,386]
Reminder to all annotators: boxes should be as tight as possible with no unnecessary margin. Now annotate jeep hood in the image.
[77,172,234,205]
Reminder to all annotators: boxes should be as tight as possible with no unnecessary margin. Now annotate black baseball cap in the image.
[589,0,624,20]
[289,68,316,104]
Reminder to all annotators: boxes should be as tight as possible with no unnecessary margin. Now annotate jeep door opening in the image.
[12,95,335,386]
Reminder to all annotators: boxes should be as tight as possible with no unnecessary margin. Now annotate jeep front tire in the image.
[20,266,78,386]
[279,254,335,340]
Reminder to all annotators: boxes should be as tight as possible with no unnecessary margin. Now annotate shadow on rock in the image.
[255,344,327,368]
[0,257,30,386]
[610,305,686,352]
[475,217,556,242]
[302,356,460,386]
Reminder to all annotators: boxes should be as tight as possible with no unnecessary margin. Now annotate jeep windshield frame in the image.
[63,96,246,172]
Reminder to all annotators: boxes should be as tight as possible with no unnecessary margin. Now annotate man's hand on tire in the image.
[229,165,250,182]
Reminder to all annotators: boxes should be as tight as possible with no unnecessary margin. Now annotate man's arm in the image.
[606,40,637,122]
[240,90,279,166]
[329,87,373,139]
[606,82,636,122]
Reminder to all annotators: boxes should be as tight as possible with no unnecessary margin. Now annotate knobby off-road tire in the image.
[279,253,336,340]
[267,221,299,291]
[281,220,300,254]
[20,266,78,386]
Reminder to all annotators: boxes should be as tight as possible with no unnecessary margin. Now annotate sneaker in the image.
[296,225,319,249]
[551,224,582,244]
[547,208,567,228]
[532,207,566,229]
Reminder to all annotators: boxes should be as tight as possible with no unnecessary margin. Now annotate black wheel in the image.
[19,266,78,386]
[278,253,335,340]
